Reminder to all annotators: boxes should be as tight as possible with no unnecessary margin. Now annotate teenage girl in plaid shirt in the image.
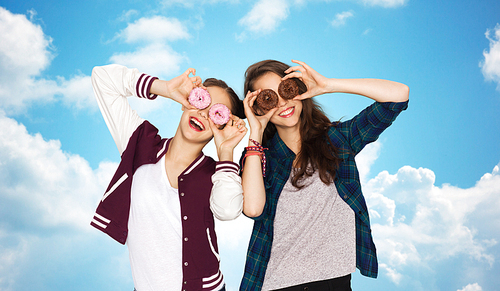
[239,59,409,291]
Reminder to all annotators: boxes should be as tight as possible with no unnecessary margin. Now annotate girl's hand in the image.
[164,68,201,109]
[243,89,277,142]
[283,59,333,100]
[210,115,248,161]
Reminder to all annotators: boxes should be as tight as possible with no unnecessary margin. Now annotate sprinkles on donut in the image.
[209,103,231,126]
[188,87,211,109]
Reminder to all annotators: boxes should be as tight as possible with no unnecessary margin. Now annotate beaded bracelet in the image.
[242,139,268,177]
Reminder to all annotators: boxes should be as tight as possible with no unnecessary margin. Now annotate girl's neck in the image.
[276,125,301,155]
[166,132,205,165]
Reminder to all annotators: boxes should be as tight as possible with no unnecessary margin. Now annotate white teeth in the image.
[279,107,293,116]
[191,117,204,130]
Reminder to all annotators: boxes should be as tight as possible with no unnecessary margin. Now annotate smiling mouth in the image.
[189,117,205,131]
[279,107,295,117]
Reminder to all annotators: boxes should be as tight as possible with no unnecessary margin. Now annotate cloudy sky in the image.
[1,0,499,290]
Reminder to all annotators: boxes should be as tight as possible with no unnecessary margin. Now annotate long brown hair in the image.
[244,60,341,188]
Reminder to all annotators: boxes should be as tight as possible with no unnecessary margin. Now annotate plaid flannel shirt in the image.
[239,101,409,291]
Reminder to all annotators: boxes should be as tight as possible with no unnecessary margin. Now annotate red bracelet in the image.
[243,139,268,177]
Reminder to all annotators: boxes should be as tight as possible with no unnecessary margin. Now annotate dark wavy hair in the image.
[204,78,245,119]
[244,60,341,188]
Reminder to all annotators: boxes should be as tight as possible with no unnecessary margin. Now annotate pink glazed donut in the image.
[188,87,211,109]
[209,103,231,125]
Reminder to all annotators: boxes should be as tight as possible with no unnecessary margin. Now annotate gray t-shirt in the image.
[262,170,356,290]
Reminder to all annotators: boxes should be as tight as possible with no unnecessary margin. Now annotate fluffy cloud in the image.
[0,112,115,232]
[364,164,500,285]
[480,24,500,91]
[0,7,55,112]
[110,43,188,78]
[458,283,483,291]
[331,11,354,27]
[361,0,408,8]
[118,16,190,44]
[238,0,290,35]
[0,8,98,113]
[0,112,124,289]
[110,15,191,82]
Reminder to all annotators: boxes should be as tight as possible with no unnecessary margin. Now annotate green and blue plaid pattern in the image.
[239,101,408,291]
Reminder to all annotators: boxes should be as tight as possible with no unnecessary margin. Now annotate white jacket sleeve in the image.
[210,162,244,221]
[91,64,158,155]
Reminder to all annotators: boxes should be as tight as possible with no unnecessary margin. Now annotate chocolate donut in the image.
[253,89,278,116]
[278,78,299,100]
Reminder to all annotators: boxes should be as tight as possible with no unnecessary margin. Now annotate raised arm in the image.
[91,65,155,154]
[240,90,277,217]
[284,59,409,103]
[209,115,248,221]
[92,65,202,155]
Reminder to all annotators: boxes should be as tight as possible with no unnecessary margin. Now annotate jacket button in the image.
[184,262,188,266]
[180,178,184,182]
[180,192,185,197]
[184,237,188,241]
[183,216,188,220]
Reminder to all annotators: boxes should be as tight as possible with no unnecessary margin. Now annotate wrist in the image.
[150,79,169,98]
[218,149,233,162]
[249,132,263,145]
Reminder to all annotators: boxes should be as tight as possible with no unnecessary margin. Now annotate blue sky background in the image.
[0,0,499,290]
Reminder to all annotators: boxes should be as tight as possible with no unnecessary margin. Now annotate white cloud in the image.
[480,24,500,91]
[110,43,188,80]
[118,16,190,44]
[361,0,408,8]
[0,112,115,231]
[330,11,354,27]
[0,112,124,289]
[0,7,55,113]
[238,0,290,35]
[160,0,239,8]
[117,9,139,22]
[57,74,96,110]
[364,164,500,284]
[0,8,98,113]
[355,141,382,183]
[458,283,483,291]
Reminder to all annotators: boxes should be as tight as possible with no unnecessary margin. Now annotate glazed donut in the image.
[188,87,211,109]
[278,78,299,100]
[209,103,231,125]
[253,89,278,115]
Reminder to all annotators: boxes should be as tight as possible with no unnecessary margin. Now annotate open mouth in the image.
[279,107,295,118]
[189,117,205,132]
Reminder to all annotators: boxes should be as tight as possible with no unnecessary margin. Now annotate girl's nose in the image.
[198,108,209,119]
[277,95,288,108]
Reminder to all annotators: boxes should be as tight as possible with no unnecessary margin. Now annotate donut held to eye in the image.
[253,89,278,116]
[278,78,299,100]
[188,87,211,109]
[209,103,231,128]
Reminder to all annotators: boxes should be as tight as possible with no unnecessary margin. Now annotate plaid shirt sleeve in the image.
[334,101,408,155]
[331,101,408,278]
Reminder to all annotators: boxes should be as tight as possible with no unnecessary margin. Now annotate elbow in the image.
[243,204,264,218]
[400,84,410,102]
[91,66,104,82]
[214,208,241,221]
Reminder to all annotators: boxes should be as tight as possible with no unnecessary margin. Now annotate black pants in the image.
[272,274,352,291]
